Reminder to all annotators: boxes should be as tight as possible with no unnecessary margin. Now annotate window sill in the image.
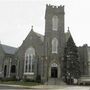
[24,72,34,75]
[52,52,58,54]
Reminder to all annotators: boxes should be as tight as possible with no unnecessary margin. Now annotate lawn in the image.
[0,80,42,86]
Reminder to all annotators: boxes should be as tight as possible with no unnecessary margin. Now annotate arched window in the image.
[52,15,58,31]
[52,38,58,53]
[24,47,35,73]
[4,65,7,77]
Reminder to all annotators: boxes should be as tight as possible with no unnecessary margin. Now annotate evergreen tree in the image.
[63,35,80,84]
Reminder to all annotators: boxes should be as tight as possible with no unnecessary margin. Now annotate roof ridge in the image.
[33,31,44,36]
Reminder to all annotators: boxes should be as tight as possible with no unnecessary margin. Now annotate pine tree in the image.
[63,35,80,84]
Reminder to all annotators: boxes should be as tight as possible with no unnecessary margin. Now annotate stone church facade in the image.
[0,4,90,83]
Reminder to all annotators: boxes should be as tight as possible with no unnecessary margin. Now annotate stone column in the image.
[31,54,33,72]
[27,54,29,72]
[8,58,12,78]
[16,58,20,79]
[24,56,26,73]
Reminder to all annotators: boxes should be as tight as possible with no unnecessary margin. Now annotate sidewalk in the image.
[0,84,68,89]
[0,84,31,89]
[31,85,67,89]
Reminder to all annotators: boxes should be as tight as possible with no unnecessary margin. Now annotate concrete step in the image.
[45,78,66,85]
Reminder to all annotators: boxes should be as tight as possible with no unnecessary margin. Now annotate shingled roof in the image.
[34,31,44,42]
[1,44,17,55]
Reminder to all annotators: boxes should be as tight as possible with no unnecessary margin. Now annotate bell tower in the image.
[45,4,64,34]
[44,4,65,80]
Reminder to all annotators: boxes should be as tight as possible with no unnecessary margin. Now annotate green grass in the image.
[0,81,42,86]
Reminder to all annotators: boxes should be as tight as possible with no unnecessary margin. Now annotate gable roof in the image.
[1,44,17,55]
[24,27,44,42]
[34,31,44,42]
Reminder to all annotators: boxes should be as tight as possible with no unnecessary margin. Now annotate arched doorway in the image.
[51,67,58,78]
[51,63,58,78]
[11,65,16,73]
[4,65,7,77]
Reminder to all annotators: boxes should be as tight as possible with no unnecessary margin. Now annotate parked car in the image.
[78,75,90,85]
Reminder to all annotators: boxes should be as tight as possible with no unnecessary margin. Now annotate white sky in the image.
[0,0,90,47]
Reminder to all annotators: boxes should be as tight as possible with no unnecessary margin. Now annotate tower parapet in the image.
[46,4,64,9]
[45,4,64,18]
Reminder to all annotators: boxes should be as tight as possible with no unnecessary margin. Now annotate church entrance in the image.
[50,63,58,78]
[51,67,58,78]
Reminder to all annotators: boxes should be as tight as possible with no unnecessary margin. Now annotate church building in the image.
[0,4,90,84]
[16,4,66,83]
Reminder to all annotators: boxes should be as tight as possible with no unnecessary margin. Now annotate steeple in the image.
[68,27,70,32]
[31,25,33,31]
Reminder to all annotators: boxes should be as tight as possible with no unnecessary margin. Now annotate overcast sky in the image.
[0,0,90,47]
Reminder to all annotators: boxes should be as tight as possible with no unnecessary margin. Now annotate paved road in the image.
[0,85,90,90]
[30,85,90,90]
[63,86,90,90]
